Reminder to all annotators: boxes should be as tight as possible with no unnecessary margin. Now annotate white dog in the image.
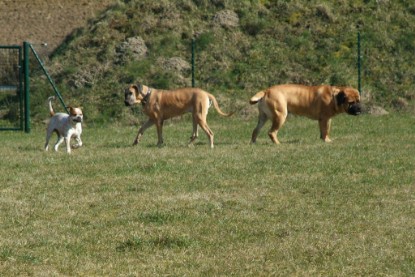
[44,96,83,154]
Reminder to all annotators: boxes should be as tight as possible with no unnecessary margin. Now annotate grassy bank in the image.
[23,0,415,123]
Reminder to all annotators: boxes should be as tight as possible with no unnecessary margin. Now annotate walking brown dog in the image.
[124,83,233,148]
[249,84,361,144]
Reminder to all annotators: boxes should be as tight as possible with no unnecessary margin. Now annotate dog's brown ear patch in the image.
[69,106,78,116]
[335,91,347,105]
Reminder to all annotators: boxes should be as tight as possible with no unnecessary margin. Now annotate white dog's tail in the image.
[249,90,266,104]
[207,93,234,117]
[48,96,55,116]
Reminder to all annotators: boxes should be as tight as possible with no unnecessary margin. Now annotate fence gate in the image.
[0,45,23,131]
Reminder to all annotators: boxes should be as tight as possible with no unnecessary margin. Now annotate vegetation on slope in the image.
[29,0,415,123]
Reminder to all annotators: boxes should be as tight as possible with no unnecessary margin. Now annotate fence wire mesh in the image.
[0,47,22,129]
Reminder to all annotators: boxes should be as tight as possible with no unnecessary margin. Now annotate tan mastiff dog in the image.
[124,83,233,148]
[249,84,361,144]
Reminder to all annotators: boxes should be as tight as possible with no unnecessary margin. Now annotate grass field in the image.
[1,113,414,276]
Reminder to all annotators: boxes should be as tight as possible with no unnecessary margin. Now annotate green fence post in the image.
[357,31,362,95]
[19,45,24,131]
[23,41,30,133]
[191,38,195,88]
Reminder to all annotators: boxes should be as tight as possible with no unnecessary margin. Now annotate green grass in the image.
[1,114,415,276]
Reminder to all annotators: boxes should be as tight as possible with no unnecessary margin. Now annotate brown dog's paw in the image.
[323,137,332,143]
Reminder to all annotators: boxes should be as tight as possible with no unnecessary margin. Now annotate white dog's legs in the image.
[54,136,65,152]
[72,137,83,149]
[65,137,72,153]
[45,135,52,151]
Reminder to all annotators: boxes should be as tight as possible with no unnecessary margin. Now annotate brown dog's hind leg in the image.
[268,121,281,144]
[268,110,287,144]
[188,118,199,146]
[197,119,214,148]
[251,112,268,144]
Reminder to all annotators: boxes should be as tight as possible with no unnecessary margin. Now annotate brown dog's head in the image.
[334,87,362,115]
[124,84,144,106]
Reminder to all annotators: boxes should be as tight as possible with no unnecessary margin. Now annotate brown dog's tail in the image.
[249,90,266,104]
[48,96,55,116]
[207,93,234,117]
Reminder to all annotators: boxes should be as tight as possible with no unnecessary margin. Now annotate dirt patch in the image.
[213,10,239,29]
[157,57,191,73]
[0,0,113,54]
[116,36,148,63]
[366,105,389,116]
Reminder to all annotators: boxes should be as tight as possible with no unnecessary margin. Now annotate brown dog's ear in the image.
[137,83,143,93]
[130,84,143,94]
[130,85,139,93]
[335,91,347,105]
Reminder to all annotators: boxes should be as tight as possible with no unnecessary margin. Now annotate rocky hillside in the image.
[5,0,415,123]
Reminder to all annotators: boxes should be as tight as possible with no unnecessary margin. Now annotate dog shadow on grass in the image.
[284,139,302,144]
[102,142,158,149]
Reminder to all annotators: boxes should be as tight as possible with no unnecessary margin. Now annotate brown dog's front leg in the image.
[133,120,154,146]
[155,120,164,147]
[319,118,332,142]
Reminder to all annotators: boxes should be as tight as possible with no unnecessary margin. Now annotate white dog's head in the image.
[69,106,83,123]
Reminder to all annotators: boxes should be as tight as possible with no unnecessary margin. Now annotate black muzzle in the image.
[347,103,362,115]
